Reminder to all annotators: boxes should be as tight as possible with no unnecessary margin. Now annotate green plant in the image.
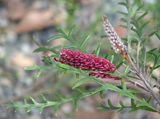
[5,0,160,113]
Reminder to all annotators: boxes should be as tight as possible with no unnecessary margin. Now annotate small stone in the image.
[11,52,35,68]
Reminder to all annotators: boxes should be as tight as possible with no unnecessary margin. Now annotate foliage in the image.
[10,0,160,113]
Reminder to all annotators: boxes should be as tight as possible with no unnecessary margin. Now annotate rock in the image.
[75,110,119,119]
[15,7,67,33]
[5,0,28,21]
[11,52,35,68]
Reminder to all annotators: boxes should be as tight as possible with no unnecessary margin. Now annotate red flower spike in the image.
[56,49,116,73]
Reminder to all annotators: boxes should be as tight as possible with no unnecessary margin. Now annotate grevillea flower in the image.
[56,49,116,72]
[54,49,117,79]
[103,16,131,63]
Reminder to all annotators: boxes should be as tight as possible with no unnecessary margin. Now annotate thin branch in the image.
[128,56,160,105]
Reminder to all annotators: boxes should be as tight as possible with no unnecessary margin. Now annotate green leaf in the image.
[30,97,39,105]
[103,84,121,92]
[140,21,150,31]
[72,78,91,89]
[153,64,160,70]
[136,4,144,11]
[80,35,90,50]
[108,99,114,108]
[94,42,101,57]
[57,63,71,70]
[118,2,128,9]
[72,98,79,110]
[42,56,53,65]
[123,91,138,100]
[137,11,148,21]
[58,29,73,41]
[121,80,127,91]
[117,11,128,16]
[68,25,75,40]
[148,30,157,37]
[131,99,136,108]
[116,61,124,69]
[120,17,128,23]
[24,65,49,71]
[147,48,157,53]
[33,47,50,53]
[33,46,60,53]
[155,32,160,40]
[136,99,158,112]
[146,97,152,103]
[47,34,64,42]
[119,101,125,107]
[119,24,127,28]
[124,65,130,74]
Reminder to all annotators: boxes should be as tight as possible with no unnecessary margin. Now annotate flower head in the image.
[103,16,131,63]
[56,49,116,73]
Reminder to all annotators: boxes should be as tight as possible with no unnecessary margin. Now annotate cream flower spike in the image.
[103,16,131,63]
